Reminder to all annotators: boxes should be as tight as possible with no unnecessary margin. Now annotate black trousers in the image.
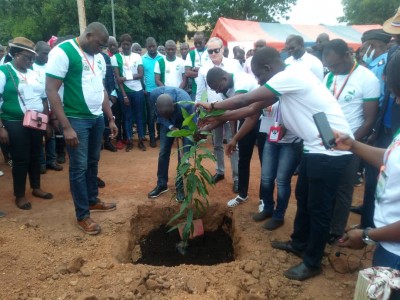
[237,119,266,198]
[3,120,44,197]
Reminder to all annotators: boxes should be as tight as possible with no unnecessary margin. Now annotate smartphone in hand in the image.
[313,112,336,149]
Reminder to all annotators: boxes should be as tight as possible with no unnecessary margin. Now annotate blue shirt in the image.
[150,87,194,129]
[367,52,387,106]
[142,52,163,92]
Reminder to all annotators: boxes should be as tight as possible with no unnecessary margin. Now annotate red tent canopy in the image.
[211,17,382,50]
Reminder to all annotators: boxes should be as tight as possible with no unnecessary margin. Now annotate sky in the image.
[279,0,345,25]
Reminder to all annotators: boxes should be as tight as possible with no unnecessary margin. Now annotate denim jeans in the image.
[3,120,44,197]
[145,91,156,141]
[212,122,238,181]
[261,141,302,220]
[120,90,145,140]
[291,153,352,268]
[40,134,57,167]
[66,116,104,221]
[157,124,192,188]
[373,244,400,270]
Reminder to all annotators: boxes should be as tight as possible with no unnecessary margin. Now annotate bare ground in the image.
[0,139,370,300]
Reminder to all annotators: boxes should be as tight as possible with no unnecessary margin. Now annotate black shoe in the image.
[47,162,63,171]
[212,173,225,184]
[175,189,185,203]
[148,186,169,198]
[350,205,363,215]
[97,177,105,188]
[263,219,284,231]
[104,140,117,152]
[138,140,146,151]
[150,139,157,148]
[57,155,66,164]
[271,240,304,258]
[284,262,322,281]
[126,140,134,152]
[40,165,47,174]
[252,210,272,222]
[233,180,239,193]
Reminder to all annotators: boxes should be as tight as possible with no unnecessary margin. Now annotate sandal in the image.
[15,197,32,210]
[227,195,248,208]
[32,190,53,200]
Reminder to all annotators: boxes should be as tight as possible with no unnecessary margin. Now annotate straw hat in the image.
[383,7,400,35]
[8,37,36,54]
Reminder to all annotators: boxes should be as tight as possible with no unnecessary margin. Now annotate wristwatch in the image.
[362,227,377,245]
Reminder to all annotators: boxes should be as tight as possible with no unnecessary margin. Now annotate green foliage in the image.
[339,0,398,24]
[0,0,189,45]
[188,0,297,34]
[166,102,220,247]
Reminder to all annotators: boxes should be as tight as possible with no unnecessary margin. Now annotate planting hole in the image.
[127,204,235,267]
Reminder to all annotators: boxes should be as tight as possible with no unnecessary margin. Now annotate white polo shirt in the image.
[285,51,324,81]
[374,130,400,256]
[265,65,352,155]
[196,57,243,103]
[324,64,380,133]
[46,39,106,118]
[154,56,185,88]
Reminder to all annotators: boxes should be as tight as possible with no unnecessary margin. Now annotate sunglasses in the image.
[207,48,221,55]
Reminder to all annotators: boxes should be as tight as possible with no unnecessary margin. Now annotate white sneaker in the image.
[0,170,4,177]
[258,200,264,212]
[227,195,248,208]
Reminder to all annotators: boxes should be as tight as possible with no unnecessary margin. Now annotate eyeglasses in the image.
[19,53,35,62]
[207,48,221,55]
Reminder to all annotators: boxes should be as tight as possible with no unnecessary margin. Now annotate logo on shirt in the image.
[97,60,103,71]
[344,90,355,102]
[83,62,90,71]
[175,65,180,71]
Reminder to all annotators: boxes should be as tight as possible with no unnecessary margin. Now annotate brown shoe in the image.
[89,200,117,212]
[77,217,101,235]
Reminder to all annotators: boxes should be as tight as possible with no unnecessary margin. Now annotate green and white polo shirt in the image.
[185,49,209,94]
[154,56,185,88]
[264,64,353,155]
[0,62,46,121]
[46,39,106,119]
[324,64,380,133]
[110,52,143,92]
[222,72,258,99]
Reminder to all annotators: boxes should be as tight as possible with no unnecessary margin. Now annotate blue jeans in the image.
[291,153,352,268]
[120,90,145,139]
[40,134,57,167]
[66,116,104,221]
[373,244,400,270]
[146,91,156,140]
[260,141,302,220]
[157,124,192,188]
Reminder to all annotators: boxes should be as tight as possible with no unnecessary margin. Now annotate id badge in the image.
[91,76,104,92]
[123,66,133,80]
[259,116,274,133]
[22,84,34,99]
[268,122,283,142]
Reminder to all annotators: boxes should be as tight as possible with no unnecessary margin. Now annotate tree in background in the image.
[339,0,398,24]
[188,0,297,34]
[0,0,189,45]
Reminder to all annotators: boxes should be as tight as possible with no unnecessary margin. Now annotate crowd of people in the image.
[0,6,399,283]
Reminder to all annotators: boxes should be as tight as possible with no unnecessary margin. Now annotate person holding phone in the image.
[335,50,400,270]
[196,46,353,281]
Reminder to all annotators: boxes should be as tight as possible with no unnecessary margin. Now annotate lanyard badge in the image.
[268,101,283,142]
